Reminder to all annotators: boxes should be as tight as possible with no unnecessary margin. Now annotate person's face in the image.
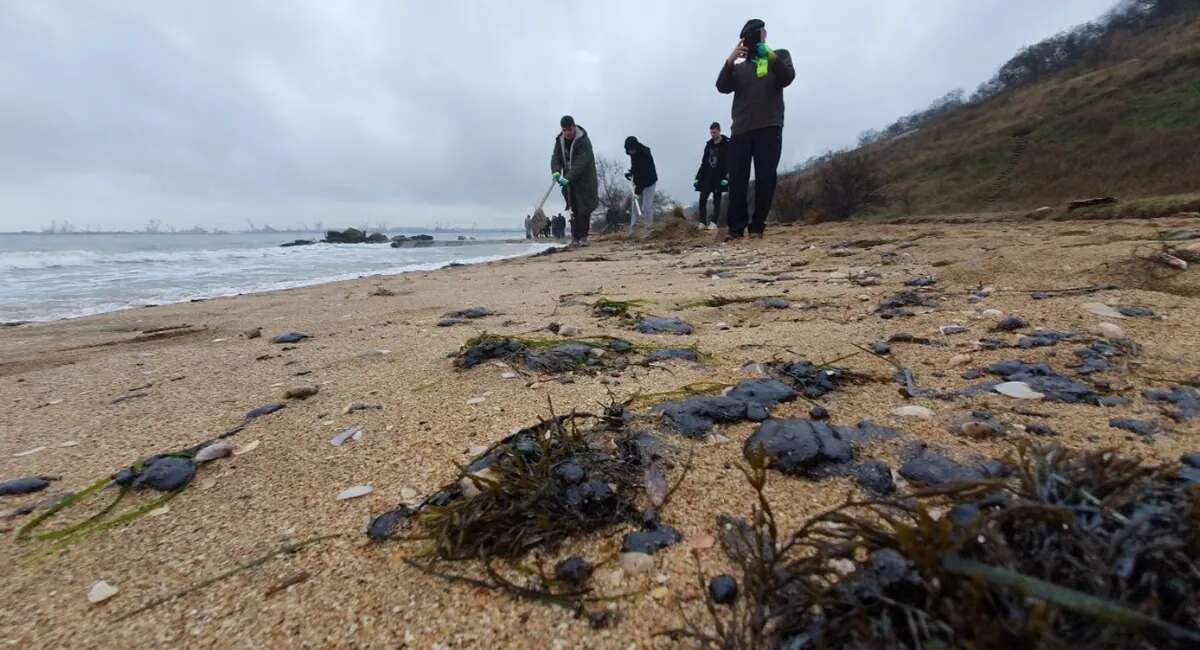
[710,127,720,141]
[561,126,575,140]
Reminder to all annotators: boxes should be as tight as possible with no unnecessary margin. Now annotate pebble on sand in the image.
[284,385,319,400]
[88,581,119,604]
[270,331,310,344]
[194,440,235,463]
[893,405,935,419]
[619,551,654,574]
[1093,322,1126,340]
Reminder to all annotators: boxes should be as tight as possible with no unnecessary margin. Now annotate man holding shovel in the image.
[716,18,795,240]
[550,115,599,246]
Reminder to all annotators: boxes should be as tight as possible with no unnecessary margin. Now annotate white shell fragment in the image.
[330,426,364,446]
[194,440,235,463]
[1083,302,1126,319]
[336,485,374,500]
[994,381,1045,400]
[88,581,119,604]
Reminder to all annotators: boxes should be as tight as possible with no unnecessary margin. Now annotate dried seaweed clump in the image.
[379,413,645,560]
[670,444,1200,649]
[591,297,652,320]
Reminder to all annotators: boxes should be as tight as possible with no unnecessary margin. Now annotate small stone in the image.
[981,309,1004,319]
[650,586,670,600]
[0,476,52,496]
[1093,322,1125,340]
[500,372,519,379]
[994,316,1027,331]
[330,426,364,446]
[893,405,934,419]
[619,551,654,574]
[399,487,418,501]
[870,341,891,355]
[949,354,971,367]
[687,533,716,550]
[808,406,830,420]
[715,321,731,330]
[343,402,382,415]
[88,580,119,604]
[466,397,486,405]
[940,324,967,336]
[336,485,374,501]
[857,294,871,301]
[708,575,738,605]
[284,385,319,400]
[270,331,310,344]
[559,325,580,337]
[244,327,262,339]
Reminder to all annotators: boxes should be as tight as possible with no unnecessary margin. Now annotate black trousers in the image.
[727,126,782,236]
[698,188,723,226]
[564,188,590,241]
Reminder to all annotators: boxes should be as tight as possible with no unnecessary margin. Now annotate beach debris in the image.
[674,443,1200,649]
[0,476,53,496]
[233,440,260,456]
[194,441,234,463]
[337,485,374,501]
[591,297,650,320]
[1116,305,1154,317]
[1017,328,1075,348]
[284,385,319,400]
[245,403,285,420]
[436,318,467,327]
[244,327,262,339]
[1142,385,1200,422]
[766,359,852,399]
[264,570,311,597]
[744,419,853,474]
[1152,252,1188,270]
[113,456,196,492]
[88,581,119,604]
[555,557,593,587]
[708,575,738,605]
[871,341,891,355]
[270,331,310,344]
[1084,302,1127,319]
[343,402,382,415]
[331,426,364,446]
[893,405,934,419]
[367,505,415,541]
[443,306,493,320]
[654,380,795,439]
[808,406,830,420]
[994,381,1045,400]
[368,286,395,297]
[949,353,972,367]
[621,520,682,555]
[558,325,581,337]
[993,315,1027,331]
[12,446,46,458]
[876,291,938,318]
[939,324,967,336]
[110,392,148,405]
[949,411,1007,439]
[905,276,937,287]
[1109,418,1159,438]
[635,317,694,335]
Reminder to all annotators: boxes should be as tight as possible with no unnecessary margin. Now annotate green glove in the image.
[756,42,774,59]
[720,179,729,188]
[552,171,569,187]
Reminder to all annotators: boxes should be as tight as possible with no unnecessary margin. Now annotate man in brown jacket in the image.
[716,18,795,240]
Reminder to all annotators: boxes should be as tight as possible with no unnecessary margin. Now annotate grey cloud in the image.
[0,0,1115,231]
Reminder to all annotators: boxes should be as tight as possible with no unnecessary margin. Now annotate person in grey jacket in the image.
[716,18,795,239]
[550,115,599,246]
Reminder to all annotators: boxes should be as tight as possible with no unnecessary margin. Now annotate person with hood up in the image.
[716,18,795,240]
[694,122,729,229]
[550,115,599,246]
[623,136,658,228]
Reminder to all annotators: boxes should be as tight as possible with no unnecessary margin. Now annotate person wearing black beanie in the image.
[623,136,658,228]
[716,18,795,239]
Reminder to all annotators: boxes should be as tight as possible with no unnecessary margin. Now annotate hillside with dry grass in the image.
[777,1,1200,221]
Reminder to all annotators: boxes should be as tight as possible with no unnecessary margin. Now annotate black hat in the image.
[740,19,765,39]
[560,115,575,128]
[624,136,639,150]
[710,122,721,130]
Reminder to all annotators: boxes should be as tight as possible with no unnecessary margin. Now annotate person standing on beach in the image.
[694,122,729,230]
[551,115,599,246]
[623,136,658,228]
[551,213,566,238]
[716,18,795,240]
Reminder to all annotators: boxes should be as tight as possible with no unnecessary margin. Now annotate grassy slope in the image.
[855,11,1200,217]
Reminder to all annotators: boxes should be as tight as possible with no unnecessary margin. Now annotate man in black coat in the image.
[716,18,795,239]
[623,136,658,227]
[551,213,566,238]
[694,122,729,229]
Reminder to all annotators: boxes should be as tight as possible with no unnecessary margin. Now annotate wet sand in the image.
[2,216,1198,648]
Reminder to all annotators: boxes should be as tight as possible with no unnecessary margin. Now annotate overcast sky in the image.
[0,0,1116,232]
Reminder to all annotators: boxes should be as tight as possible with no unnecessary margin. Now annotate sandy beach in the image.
[2,215,1198,648]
